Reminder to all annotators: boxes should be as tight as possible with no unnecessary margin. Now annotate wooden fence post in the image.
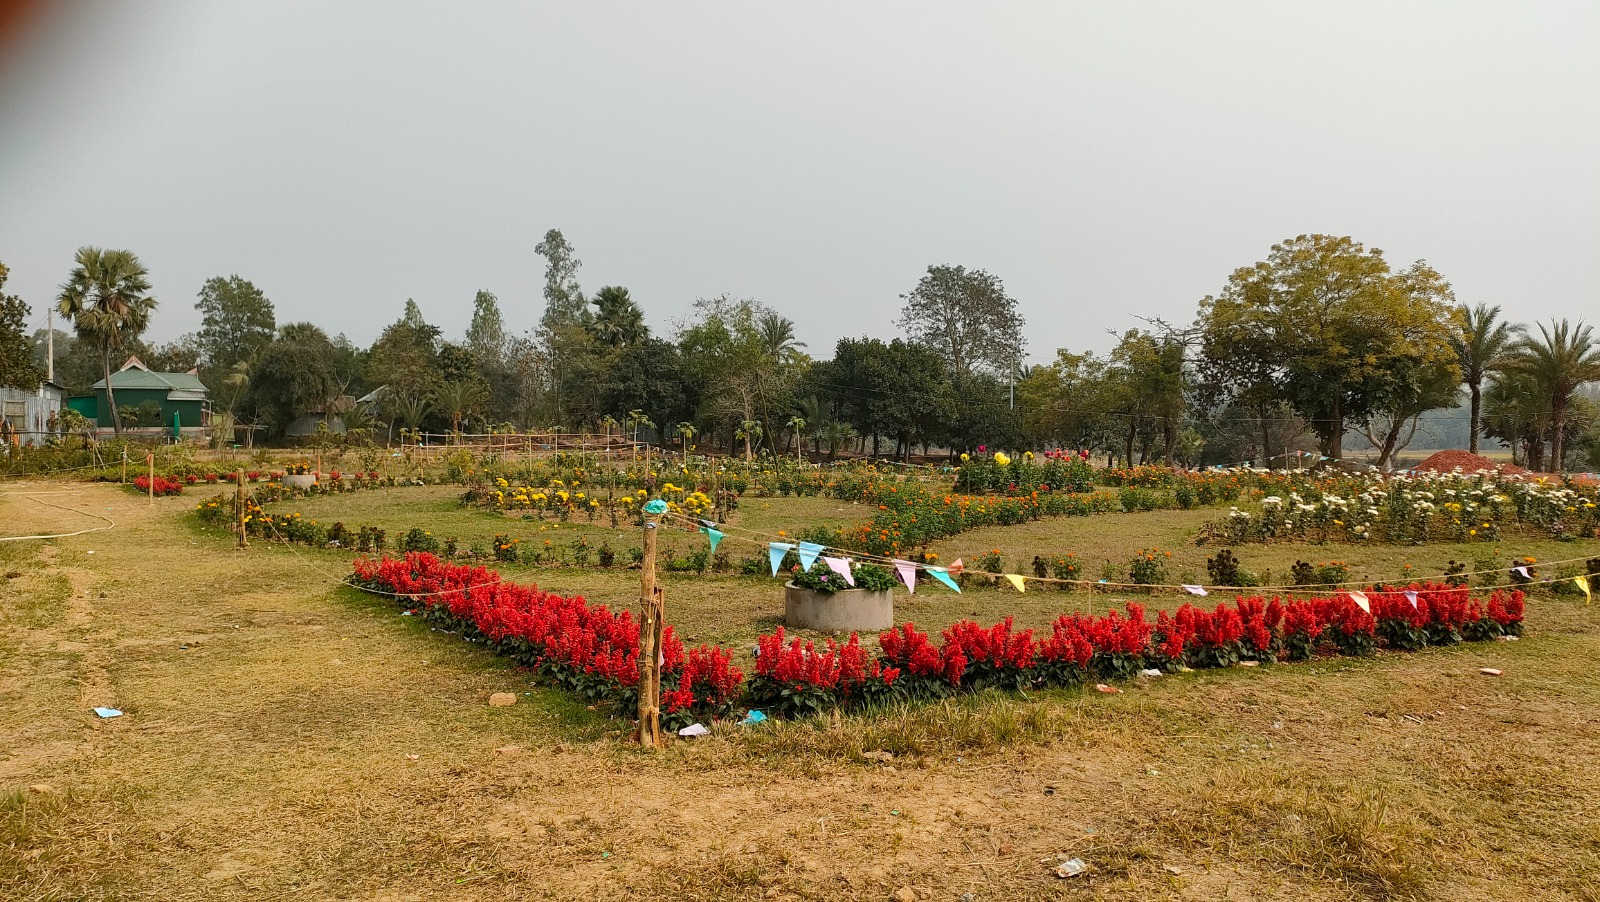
[636,507,664,747]
[147,453,154,503]
[236,468,248,548]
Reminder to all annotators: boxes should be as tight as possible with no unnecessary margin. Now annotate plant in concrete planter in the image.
[787,561,896,594]
[784,562,896,632]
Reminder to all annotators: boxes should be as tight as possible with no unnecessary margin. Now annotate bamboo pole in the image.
[146,453,154,503]
[636,508,663,747]
[236,468,248,548]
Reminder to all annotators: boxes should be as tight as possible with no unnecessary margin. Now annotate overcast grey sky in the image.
[1,1,1595,361]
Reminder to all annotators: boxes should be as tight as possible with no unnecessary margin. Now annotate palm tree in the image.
[1508,319,1600,471]
[391,392,433,445]
[786,415,807,462]
[57,247,157,434]
[587,286,648,349]
[818,420,855,461]
[436,380,482,439]
[758,311,806,365]
[1449,303,1522,454]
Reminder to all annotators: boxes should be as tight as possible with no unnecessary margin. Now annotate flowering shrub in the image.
[1217,471,1599,545]
[351,553,743,728]
[349,557,1528,725]
[133,475,183,496]
[746,629,899,717]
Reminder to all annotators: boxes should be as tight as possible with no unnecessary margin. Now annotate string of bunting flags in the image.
[673,512,1595,602]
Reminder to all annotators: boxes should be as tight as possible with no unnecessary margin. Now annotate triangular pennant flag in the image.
[797,542,825,571]
[948,558,964,575]
[1003,574,1026,593]
[1513,566,1530,579]
[1348,590,1370,613]
[1181,584,1208,596]
[893,559,917,594]
[1576,577,1593,604]
[928,567,961,593]
[823,556,855,587]
[700,526,723,553]
[768,542,795,577]
[1403,590,1419,610]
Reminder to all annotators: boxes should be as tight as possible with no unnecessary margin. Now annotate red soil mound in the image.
[1414,449,1529,475]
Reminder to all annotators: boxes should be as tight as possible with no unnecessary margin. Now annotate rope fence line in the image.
[660,510,1595,595]
[0,488,117,542]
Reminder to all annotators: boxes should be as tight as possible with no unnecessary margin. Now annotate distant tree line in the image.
[3,232,1597,470]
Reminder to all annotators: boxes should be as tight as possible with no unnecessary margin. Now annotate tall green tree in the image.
[1195,235,1458,460]
[56,247,157,434]
[535,229,593,423]
[897,264,1025,377]
[0,262,44,391]
[194,275,275,371]
[1508,319,1600,471]
[242,323,338,435]
[465,290,507,365]
[1448,303,1521,454]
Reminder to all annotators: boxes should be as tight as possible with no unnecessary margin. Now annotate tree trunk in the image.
[1550,398,1566,473]
[1258,402,1272,468]
[1468,382,1482,454]
[102,352,120,435]
[1124,420,1135,469]
[1327,396,1344,462]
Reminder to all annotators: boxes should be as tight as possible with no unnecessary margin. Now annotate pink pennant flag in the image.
[823,556,855,587]
[893,559,917,595]
[1403,590,1419,609]
[1347,590,1370,613]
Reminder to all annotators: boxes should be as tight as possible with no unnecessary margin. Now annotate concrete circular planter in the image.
[784,581,894,633]
[282,473,318,490]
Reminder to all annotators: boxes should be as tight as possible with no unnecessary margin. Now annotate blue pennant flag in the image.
[768,542,795,576]
[797,541,825,571]
[700,526,723,553]
[928,567,961,593]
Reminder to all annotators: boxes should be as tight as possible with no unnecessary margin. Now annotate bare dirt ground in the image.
[2,481,1598,901]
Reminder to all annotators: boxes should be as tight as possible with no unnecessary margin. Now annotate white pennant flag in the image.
[823,556,855,587]
[1347,590,1370,613]
[1403,590,1419,610]
[1181,584,1208,597]
[893,559,917,594]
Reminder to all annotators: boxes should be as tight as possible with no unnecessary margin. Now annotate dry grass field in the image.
[3,479,1599,901]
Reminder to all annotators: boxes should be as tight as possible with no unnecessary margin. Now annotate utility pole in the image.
[46,306,54,383]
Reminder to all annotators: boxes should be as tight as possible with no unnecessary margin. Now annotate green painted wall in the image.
[91,388,204,427]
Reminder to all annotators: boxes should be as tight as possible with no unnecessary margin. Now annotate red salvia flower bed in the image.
[350,556,1527,724]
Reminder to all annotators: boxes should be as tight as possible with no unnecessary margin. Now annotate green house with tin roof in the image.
[67,357,210,429]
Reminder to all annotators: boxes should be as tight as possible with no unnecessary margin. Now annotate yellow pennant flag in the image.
[1577,576,1593,604]
[1003,574,1027,593]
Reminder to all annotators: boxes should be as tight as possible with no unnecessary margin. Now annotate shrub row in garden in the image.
[351,554,1527,724]
[349,553,743,729]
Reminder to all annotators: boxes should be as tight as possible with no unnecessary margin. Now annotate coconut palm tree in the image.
[1449,303,1522,453]
[758,311,806,365]
[1508,319,1600,471]
[57,247,157,434]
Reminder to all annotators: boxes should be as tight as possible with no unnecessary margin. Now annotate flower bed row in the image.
[132,474,184,496]
[349,553,742,729]
[350,554,1528,724]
